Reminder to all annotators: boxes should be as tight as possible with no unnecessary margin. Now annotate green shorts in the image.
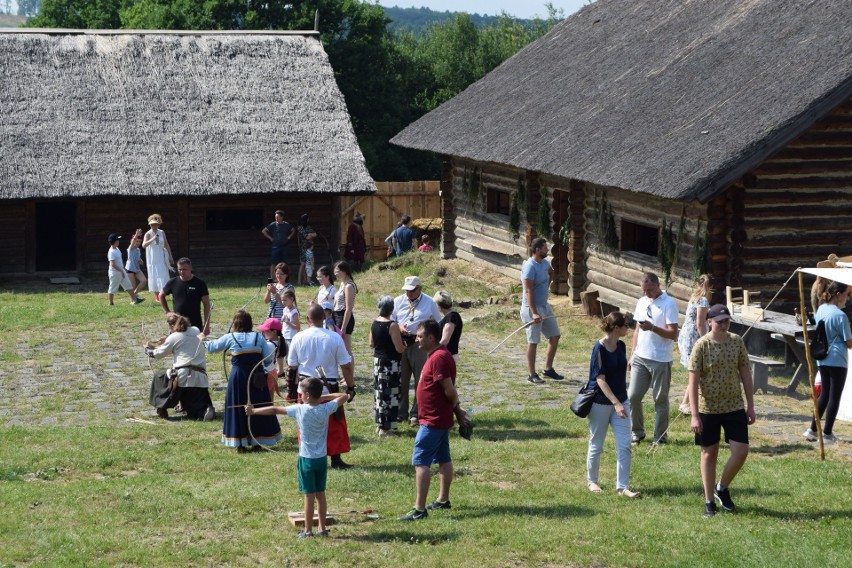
[297,456,328,494]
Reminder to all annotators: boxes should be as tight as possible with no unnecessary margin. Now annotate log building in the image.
[0,29,375,276]
[392,0,852,313]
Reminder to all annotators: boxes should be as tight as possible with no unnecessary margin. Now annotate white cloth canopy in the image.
[797,268,852,286]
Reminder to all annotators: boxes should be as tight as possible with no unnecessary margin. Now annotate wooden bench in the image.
[749,355,786,393]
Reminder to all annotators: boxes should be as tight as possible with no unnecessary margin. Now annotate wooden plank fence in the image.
[339,181,440,260]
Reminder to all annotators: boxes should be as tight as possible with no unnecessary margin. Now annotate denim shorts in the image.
[412,425,451,466]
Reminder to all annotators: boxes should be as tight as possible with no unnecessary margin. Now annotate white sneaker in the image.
[823,433,838,444]
[802,428,817,442]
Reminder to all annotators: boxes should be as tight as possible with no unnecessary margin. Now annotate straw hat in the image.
[147,214,163,226]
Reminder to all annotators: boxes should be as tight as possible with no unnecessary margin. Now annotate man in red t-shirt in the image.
[398,321,471,521]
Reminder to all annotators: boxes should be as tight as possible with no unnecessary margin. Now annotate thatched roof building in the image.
[0,29,375,274]
[391,0,852,312]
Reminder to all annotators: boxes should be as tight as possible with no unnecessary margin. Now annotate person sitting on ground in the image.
[247,379,348,538]
[417,235,433,253]
[107,233,141,305]
[145,313,214,421]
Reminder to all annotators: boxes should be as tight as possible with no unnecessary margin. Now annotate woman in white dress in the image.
[142,213,174,299]
[676,274,711,414]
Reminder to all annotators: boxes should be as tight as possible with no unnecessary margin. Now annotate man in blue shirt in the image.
[261,209,295,279]
[521,238,563,384]
[392,215,416,256]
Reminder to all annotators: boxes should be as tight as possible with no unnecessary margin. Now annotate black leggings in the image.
[811,366,848,435]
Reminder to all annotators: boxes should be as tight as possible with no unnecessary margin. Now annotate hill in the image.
[383,5,529,34]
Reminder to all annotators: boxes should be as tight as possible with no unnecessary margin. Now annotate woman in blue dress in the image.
[206,310,282,452]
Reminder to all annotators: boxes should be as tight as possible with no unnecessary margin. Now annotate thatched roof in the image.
[391,0,852,203]
[0,30,375,200]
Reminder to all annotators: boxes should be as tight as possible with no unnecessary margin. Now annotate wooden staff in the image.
[798,270,825,461]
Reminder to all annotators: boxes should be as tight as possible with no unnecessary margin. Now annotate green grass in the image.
[1,254,850,566]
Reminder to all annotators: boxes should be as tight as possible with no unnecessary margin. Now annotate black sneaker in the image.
[426,500,451,510]
[714,485,736,512]
[542,368,564,381]
[526,373,545,384]
[297,530,313,539]
[398,508,428,521]
[704,501,717,517]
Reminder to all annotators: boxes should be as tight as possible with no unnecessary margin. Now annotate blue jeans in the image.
[587,400,632,490]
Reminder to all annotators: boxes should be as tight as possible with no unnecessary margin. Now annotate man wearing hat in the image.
[392,275,442,426]
[688,304,755,517]
[107,234,141,305]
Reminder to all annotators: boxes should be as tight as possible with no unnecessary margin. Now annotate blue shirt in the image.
[393,225,415,255]
[284,401,339,458]
[521,256,551,309]
[815,303,851,368]
[205,331,277,372]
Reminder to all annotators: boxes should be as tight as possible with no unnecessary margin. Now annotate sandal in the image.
[588,482,602,493]
[618,488,641,498]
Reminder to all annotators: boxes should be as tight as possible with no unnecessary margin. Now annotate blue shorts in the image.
[270,246,288,265]
[412,425,451,466]
[297,456,328,494]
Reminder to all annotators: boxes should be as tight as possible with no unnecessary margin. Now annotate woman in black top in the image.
[370,295,405,436]
[434,291,463,363]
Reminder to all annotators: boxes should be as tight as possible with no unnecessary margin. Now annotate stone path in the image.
[0,289,848,462]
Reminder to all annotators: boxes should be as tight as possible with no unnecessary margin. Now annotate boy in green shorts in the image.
[247,378,347,537]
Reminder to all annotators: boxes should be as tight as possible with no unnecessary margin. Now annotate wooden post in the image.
[798,270,824,461]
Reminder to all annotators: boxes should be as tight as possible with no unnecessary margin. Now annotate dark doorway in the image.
[36,202,77,271]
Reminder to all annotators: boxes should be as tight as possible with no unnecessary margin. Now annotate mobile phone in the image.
[267,278,274,284]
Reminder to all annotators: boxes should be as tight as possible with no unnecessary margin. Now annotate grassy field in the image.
[1,254,850,566]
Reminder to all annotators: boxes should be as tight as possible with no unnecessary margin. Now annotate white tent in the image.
[797,268,852,424]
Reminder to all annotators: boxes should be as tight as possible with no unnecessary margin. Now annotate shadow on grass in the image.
[456,503,595,520]
[745,505,852,521]
[346,529,460,544]
[750,442,811,456]
[467,415,576,442]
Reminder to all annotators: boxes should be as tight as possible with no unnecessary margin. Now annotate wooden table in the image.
[730,308,812,394]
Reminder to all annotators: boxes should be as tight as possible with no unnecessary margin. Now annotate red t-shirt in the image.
[416,345,457,429]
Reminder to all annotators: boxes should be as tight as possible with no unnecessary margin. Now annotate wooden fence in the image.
[339,181,440,260]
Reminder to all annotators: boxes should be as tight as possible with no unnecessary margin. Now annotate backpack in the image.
[810,319,828,361]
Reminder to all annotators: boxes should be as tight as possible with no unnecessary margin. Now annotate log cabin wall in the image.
[738,96,852,313]
[582,182,708,313]
[449,157,531,280]
[0,201,28,274]
[0,195,339,276]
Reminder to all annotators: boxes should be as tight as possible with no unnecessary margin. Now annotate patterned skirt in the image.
[373,356,401,430]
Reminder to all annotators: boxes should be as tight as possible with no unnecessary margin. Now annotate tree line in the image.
[28,0,564,181]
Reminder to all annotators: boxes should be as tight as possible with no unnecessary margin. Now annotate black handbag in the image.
[570,382,599,418]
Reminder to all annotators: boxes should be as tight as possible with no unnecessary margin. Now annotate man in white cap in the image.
[392,275,442,426]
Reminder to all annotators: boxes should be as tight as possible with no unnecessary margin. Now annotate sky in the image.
[377,1,588,19]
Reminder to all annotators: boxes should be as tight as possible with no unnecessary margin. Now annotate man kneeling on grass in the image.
[399,320,471,521]
[688,304,756,518]
[247,378,347,538]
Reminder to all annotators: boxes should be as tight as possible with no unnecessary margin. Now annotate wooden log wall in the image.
[582,182,707,313]
[77,195,338,276]
[737,96,852,312]
[0,201,27,274]
[450,158,532,280]
[440,156,456,259]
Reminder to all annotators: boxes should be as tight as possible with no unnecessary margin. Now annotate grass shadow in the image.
[347,529,459,544]
[745,506,852,521]
[456,503,595,520]
[750,442,811,456]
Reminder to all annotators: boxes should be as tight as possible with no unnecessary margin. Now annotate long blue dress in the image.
[206,331,282,448]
